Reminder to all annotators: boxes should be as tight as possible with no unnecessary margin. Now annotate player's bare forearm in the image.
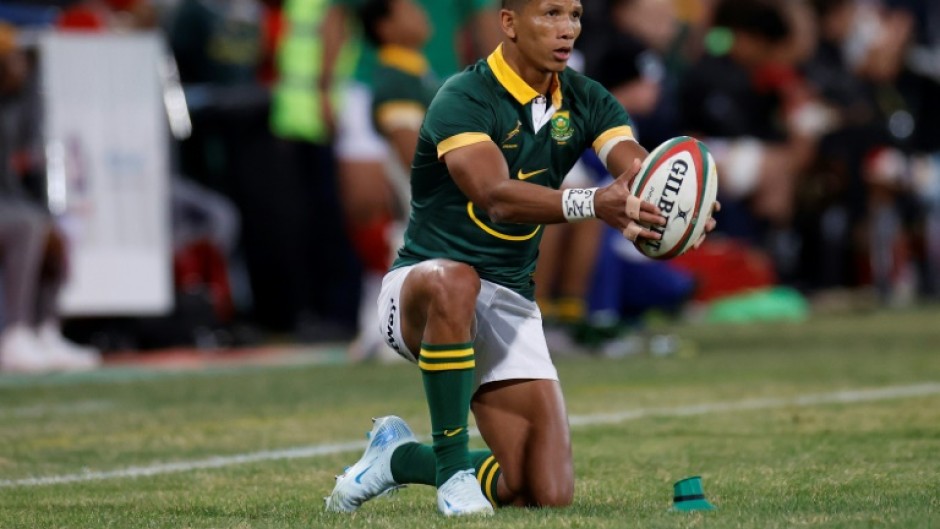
[445,141,665,231]
[387,128,419,172]
[604,139,649,185]
[445,141,569,224]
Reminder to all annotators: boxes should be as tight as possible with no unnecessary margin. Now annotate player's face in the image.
[510,0,582,72]
[387,0,431,48]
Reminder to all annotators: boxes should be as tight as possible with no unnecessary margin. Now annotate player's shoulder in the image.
[437,60,496,98]
[560,67,609,100]
[373,62,417,87]
[426,62,498,118]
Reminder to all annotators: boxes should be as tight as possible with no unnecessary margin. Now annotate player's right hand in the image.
[595,158,666,241]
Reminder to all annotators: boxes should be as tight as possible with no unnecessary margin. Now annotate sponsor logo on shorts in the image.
[386,298,401,352]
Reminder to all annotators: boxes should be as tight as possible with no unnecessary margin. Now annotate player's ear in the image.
[500,8,517,40]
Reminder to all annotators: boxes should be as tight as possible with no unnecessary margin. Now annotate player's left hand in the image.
[693,201,721,250]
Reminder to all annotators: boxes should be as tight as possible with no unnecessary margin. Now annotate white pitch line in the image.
[2,382,938,489]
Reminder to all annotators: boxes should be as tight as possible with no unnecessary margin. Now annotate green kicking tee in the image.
[392,44,636,300]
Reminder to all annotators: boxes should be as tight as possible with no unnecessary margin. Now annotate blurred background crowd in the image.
[0,0,938,371]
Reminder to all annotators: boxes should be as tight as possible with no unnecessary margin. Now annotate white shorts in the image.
[335,81,389,161]
[378,264,559,389]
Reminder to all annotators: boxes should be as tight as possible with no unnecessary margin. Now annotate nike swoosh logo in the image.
[517,168,547,180]
[443,428,464,437]
[354,465,373,484]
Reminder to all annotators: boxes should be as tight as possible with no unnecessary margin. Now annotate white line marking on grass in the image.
[566,383,940,426]
[1,441,367,488]
[2,382,938,488]
[2,400,114,418]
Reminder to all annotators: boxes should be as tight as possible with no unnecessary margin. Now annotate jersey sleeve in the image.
[372,70,428,134]
[586,80,636,158]
[423,76,495,159]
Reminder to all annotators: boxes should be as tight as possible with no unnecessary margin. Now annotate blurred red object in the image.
[259,5,285,85]
[174,239,234,323]
[57,8,106,31]
[106,0,140,11]
[669,238,777,301]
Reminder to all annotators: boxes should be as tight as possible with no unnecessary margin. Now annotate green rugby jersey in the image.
[371,46,440,136]
[392,44,636,300]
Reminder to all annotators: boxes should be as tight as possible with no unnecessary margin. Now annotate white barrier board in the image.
[40,33,172,316]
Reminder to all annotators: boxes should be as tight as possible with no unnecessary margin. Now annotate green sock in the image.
[390,442,435,485]
[472,450,502,507]
[419,342,475,486]
[391,445,502,507]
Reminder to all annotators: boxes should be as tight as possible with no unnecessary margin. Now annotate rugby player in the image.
[326,0,716,516]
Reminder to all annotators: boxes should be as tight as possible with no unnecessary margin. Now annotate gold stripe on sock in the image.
[476,455,496,485]
[419,347,474,359]
[418,359,475,371]
[484,461,500,506]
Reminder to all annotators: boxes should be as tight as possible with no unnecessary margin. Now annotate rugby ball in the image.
[630,136,718,259]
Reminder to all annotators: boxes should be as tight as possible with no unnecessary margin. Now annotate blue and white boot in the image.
[324,416,417,512]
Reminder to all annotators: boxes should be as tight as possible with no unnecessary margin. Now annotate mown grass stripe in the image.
[2,382,937,489]
[1,400,114,418]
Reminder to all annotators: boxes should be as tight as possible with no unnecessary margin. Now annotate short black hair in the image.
[712,0,791,43]
[501,0,528,10]
[357,0,394,46]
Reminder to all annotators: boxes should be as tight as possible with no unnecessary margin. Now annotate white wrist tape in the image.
[562,187,598,222]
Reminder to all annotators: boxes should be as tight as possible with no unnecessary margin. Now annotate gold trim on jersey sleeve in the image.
[592,126,635,155]
[437,132,492,159]
[376,101,426,133]
[466,201,542,241]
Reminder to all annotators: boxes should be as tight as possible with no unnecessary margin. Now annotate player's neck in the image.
[501,43,553,96]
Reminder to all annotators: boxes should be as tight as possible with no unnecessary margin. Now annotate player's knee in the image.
[527,479,574,508]
[424,260,480,316]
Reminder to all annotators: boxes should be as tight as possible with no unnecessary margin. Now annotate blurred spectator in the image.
[348,0,438,361]
[539,0,692,355]
[319,0,499,361]
[589,0,684,149]
[679,0,814,281]
[168,0,352,339]
[264,0,363,338]
[0,46,101,372]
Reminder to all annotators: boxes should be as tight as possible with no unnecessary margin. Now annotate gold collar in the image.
[486,43,562,109]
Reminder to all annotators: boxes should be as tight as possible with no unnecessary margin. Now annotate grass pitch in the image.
[1,308,939,528]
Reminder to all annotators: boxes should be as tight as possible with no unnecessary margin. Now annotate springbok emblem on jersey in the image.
[550,111,573,143]
[502,120,522,148]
